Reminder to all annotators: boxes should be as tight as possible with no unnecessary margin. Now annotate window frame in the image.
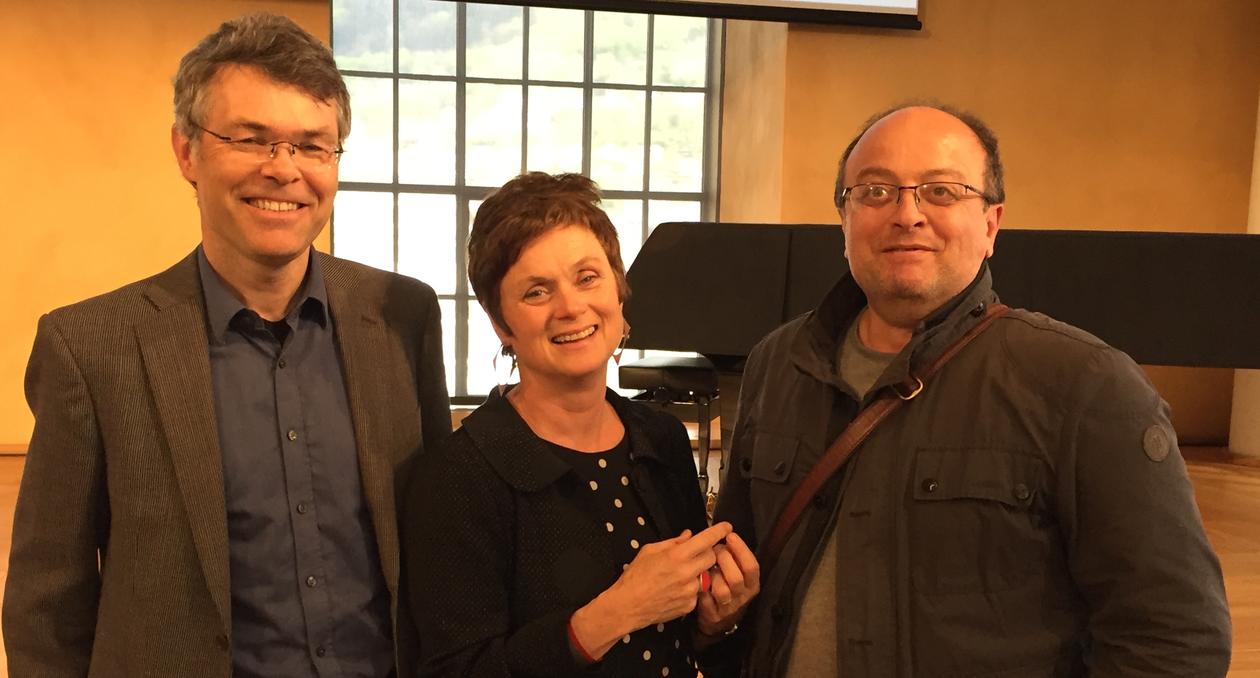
[331,1,722,404]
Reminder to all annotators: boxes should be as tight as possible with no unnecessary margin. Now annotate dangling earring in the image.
[494,344,517,395]
[613,323,631,365]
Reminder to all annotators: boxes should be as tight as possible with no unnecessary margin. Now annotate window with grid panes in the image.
[330,0,717,402]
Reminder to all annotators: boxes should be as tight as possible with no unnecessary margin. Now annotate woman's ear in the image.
[484,304,512,345]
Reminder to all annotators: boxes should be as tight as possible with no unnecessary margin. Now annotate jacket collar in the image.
[460,387,665,493]
[791,262,1000,398]
[141,249,205,312]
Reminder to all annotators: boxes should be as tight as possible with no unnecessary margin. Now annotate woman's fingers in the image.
[678,522,731,559]
[724,531,761,591]
[709,569,734,607]
[696,590,720,623]
[713,546,745,593]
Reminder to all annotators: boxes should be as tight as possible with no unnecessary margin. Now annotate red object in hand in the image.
[699,569,712,593]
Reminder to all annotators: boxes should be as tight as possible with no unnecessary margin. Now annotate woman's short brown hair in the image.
[468,172,630,334]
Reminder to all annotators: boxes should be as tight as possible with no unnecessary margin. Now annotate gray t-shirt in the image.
[837,314,898,401]
[784,314,896,676]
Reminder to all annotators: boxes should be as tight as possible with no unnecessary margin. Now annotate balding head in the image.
[834,102,1004,211]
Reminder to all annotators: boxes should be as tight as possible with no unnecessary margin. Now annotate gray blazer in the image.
[3,250,450,678]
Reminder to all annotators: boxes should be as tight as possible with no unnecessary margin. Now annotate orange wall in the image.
[0,1,331,446]
[761,0,1259,443]
[719,21,787,223]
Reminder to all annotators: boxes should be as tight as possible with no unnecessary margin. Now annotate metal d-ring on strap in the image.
[895,375,925,400]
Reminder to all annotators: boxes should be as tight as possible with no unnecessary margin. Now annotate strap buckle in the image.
[894,375,924,400]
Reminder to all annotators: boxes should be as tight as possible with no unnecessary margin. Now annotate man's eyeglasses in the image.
[195,125,343,169]
[841,182,994,209]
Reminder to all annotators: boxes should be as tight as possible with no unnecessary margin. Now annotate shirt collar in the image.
[197,246,329,344]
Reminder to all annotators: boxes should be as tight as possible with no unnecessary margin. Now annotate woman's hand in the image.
[696,531,760,641]
[570,522,733,660]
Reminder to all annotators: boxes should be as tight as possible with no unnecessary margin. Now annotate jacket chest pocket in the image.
[738,431,801,543]
[908,447,1057,595]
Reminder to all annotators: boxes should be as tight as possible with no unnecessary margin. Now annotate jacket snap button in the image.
[772,461,787,476]
[971,302,987,317]
[215,634,229,650]
[1013,483,1031,501]
[740,458,753,473]
[921,478,938,493]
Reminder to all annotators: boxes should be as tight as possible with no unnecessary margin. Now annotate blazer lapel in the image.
[326,269,403,594]
[134,253,231,633]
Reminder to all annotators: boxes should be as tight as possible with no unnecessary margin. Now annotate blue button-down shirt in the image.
[199,248,393,678]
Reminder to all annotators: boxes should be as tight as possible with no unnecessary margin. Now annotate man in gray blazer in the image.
[3,13,450,678]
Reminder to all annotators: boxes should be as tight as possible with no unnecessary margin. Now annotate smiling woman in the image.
[493,225,626,389]
[399,172,760,677]
[329,0,715,400]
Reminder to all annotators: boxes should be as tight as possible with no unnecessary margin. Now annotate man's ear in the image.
[838,206,850,261]
[984,203,1003,257]
[171,124,198,189]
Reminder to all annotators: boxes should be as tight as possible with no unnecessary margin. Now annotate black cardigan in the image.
[401,389,710,677]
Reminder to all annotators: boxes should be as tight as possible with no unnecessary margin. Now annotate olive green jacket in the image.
[711,266,1230,677]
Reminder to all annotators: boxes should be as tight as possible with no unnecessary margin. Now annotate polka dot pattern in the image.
[548,436,695,676]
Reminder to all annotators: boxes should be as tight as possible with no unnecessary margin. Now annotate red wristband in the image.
[567,617,598,665]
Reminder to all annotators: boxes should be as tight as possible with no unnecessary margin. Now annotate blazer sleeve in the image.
[413,283,452,455]
[660,412,710,536]
[3,314,110,676]
[403,436,589,678]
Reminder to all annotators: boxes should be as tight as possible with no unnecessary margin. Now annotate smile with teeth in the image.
[552,325,597,344]
[248,198,303,212]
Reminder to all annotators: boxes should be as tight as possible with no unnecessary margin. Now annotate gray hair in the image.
[173,13,350,144]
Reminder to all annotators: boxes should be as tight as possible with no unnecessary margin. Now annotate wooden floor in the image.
[1187,449,1260,676]
[0,452,1256,676]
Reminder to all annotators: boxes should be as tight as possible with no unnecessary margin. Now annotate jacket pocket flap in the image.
[745,432,800,484]
[913,447,1041,508]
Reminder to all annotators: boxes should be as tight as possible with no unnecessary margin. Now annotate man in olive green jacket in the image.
[708,104,1230,677]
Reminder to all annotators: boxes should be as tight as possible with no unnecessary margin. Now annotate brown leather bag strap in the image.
[758,303,1010,576]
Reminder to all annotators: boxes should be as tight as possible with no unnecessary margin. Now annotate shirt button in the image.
[215,633,229,650]
[812,494,828,510]
[315,646,326,658]
[287,430,298,442]
[306,575,317,588]
[1013,483,1031,501]
[277,358,287,369]
[739,458,753,473]
[296,502,309,515]
[920,478,938,493]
